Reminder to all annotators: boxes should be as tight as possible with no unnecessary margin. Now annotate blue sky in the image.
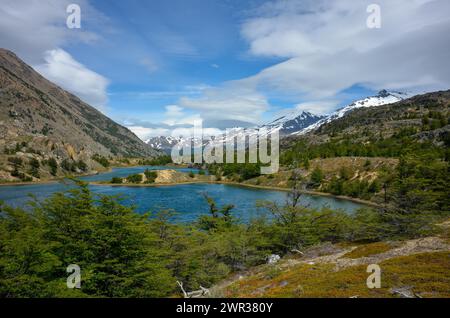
[1,0,449,139]
[69,0,292,126]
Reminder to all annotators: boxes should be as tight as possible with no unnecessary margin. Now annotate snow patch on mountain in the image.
[296,90,412,135]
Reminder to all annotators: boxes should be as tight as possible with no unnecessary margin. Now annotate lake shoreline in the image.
[0,165,378,208]
[89,180,379,208]
[0,163,192,186]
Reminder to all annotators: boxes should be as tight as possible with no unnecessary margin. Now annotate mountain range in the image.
[146,90,411,153]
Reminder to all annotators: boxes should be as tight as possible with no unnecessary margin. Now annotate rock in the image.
[390,286,418,298]
[279,281,289,287]
[267,254,281,264]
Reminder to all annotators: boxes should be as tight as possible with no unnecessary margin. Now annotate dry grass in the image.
[342,242,394,259]
[223,251,450,298]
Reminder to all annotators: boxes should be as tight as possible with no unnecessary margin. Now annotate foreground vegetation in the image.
[1,91,448,297]
[222,250,450,298]
[1,167,448,297]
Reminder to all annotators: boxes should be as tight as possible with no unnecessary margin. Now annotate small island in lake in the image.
[102,169,214,186]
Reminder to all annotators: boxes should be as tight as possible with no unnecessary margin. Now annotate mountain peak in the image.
[377,89,390,98]
[295,90,414,136]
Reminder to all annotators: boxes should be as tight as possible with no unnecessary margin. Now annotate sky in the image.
[1,0,449,140]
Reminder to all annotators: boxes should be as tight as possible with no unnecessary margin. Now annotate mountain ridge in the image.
[296,90,412,136]
[0,48,161,181]
[146,111,325,154]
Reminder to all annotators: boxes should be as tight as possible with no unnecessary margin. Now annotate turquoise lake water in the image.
[0,166,365,223]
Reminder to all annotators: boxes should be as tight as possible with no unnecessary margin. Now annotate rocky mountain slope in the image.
[261,110,325,136]
[297,90,411,136]
[146,136,185,154]
[310,90,450,144]
[0,49,160,182]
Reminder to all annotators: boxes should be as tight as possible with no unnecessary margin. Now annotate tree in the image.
[47,158,58,176]
[76,160,88,172]
[144,169,157,183]
[303,157,310,170]
[61,159,75,172]
[287,170,303,208]
[92,154,110,168]
[111,177,123,184]
[29,158,40,178]
[0,182,174,297]
[198,193,235,231]
[126,174,143,183]
[310,167,323,186]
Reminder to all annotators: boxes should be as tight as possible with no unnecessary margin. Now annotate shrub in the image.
[310,167,323,185]
[92,154,110,168]
[29,158,40,178]
[8,157,23,168]
[47,158,58,176]
[111,177,123,184]
[126,174,143,183]
[76,160,88,172]
[144,169,157,183]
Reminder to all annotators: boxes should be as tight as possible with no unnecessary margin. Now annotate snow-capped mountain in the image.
[146,90,412,153]
[261,111,325,136]
[297,90,411,135]
[146,111,325,152]
[145,136,185,154]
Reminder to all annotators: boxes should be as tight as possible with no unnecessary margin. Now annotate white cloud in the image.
[170,127,223,139]
[179,85,269,124]
[127,124,223,140]
[126,103,227,140]
[127,126,170,140]
[0,0,101,64]
[0,0,110,111]
[164,105,184,119]
[241,0,450,99]
[295,100,339,115]
[35,49,109,111]
[176,0,450,123]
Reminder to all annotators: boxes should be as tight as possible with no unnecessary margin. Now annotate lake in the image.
[0,166,366,223]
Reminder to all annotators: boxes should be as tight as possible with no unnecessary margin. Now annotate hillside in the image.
[216,234,450,298]
[0,49,161,182]
[297,90,410,136]
[216,90,449,206]
[261,110,325,136]
[292,90,450,146]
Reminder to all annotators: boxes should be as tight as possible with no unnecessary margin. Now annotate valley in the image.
[0,49,448,299]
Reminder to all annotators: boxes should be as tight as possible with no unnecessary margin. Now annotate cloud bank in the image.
[181,0,450,118]
[35,49,109,110]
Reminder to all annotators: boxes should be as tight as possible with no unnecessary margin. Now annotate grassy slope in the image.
[216,222,450,298]
[220,242,450,298]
